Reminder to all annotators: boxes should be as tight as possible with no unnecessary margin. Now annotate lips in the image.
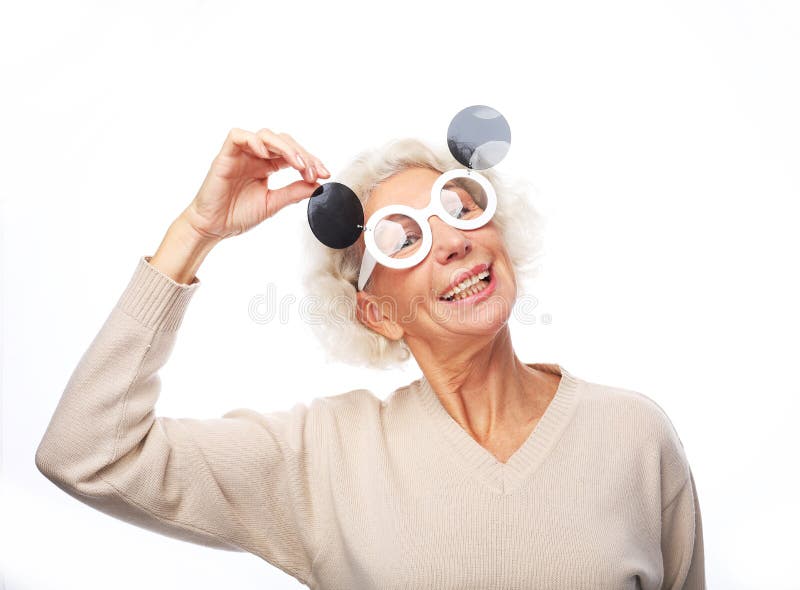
[438,262,492,299]
[439,265,496,304]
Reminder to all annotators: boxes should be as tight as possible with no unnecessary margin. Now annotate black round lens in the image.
[307,182,365,249]
[447,105,511,170]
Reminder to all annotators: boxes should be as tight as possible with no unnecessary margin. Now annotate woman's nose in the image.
[429,215,472,262]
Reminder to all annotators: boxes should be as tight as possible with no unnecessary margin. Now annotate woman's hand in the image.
[181,127,330,242]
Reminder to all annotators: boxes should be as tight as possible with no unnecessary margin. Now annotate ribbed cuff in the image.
[115,255,202,333]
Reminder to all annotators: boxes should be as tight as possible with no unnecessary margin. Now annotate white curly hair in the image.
[300,136,546,370]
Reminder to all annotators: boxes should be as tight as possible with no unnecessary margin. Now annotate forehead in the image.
[365,167,442,219]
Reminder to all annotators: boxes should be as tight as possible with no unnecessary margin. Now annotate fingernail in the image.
[296,154,305,168]
[320,164,330,175]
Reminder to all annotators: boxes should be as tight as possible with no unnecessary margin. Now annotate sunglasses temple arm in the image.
[358,249,377,291]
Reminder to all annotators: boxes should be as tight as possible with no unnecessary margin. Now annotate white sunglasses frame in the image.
[358,168,497,291]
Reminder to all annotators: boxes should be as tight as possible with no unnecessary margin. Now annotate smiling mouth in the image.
[439,267,493,302]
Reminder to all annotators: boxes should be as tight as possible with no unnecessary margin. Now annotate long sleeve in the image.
[35,255,331,587]
[660,467,706,589]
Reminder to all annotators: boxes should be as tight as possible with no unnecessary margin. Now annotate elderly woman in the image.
[35,123,705,589]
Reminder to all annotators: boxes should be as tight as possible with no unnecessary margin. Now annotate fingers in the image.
[219,128,298,177]
[221,127,280,160]
[220,127,331,184]
[256,129,331,183]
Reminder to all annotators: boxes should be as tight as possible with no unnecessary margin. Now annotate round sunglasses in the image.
[306,104,511,291]
[357,168,497,291]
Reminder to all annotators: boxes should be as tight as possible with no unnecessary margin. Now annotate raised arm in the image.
[35,126,335,585]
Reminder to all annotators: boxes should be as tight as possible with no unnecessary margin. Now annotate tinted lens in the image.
[447,105,511,170]
[373,214,423,258]
[307,182,364,249]
[439,177,489,222]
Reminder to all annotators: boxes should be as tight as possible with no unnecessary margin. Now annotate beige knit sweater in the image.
[35,255,706,589]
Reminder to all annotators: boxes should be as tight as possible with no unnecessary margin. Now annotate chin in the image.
[431,293,513,331]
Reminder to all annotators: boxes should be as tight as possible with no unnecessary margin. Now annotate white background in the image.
[2,0,799,588]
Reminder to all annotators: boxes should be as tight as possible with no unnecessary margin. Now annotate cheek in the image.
[484,229,513,265]
[482,224,507,248]
[375,267,426,302]
[402,269,433,306]
[395,267,438,316]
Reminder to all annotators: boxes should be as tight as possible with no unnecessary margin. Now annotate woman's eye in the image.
[457,206,477,219]
[401,234,420,248]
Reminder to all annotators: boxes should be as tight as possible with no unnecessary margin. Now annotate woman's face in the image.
[355,167,518,347]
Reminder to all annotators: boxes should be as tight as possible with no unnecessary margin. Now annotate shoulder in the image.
[238,388,383,445]
[312,381,420,439]
[317,380,418,415]
[577,376,692,484]
[311,387,386,438]
[318,386,383,415]
[580,377,684,436]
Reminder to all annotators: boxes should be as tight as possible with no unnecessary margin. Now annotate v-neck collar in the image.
[414,362,581,495]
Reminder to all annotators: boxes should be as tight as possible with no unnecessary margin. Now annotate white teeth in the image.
[440,269,491,300]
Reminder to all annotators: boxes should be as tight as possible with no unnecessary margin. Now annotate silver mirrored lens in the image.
[447,105,511,170]
[373,214,423,258]
[439,176,489,222]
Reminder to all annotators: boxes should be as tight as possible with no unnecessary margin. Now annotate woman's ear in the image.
[355,291,404,341]
[355,291,378,328]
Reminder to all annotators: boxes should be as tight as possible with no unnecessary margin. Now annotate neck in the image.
[409,325,553,444]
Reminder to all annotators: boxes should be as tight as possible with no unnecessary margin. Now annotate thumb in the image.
[267,179,321,215]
